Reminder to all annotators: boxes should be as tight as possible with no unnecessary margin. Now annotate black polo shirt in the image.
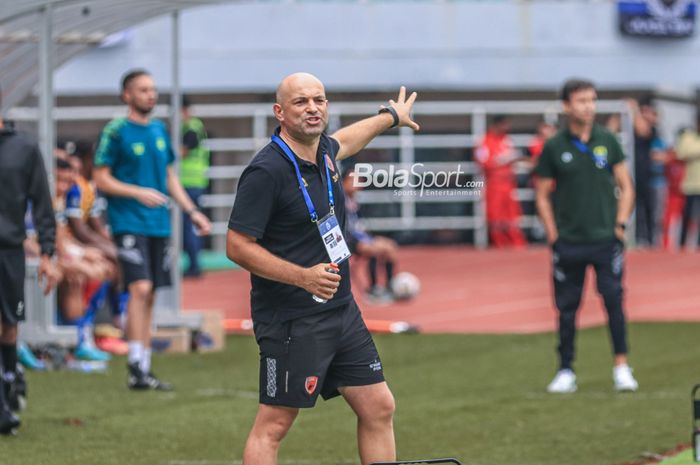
[534,124,625,243]
[228,129,352,323]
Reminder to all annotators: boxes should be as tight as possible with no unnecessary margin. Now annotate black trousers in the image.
[635,185,656,246]
[680,194,700,248]
[552,238,628,370]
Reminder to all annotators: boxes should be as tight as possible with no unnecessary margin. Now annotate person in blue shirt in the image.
[94,69,211,391]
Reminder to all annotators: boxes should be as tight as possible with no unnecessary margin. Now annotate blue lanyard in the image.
[271,134,334,223]
[570,137,611,172]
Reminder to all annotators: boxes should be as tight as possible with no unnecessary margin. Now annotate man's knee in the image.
[373,392,396,422]
[253,406,298,444]
[357,388,396,424]
[129,280,154,302]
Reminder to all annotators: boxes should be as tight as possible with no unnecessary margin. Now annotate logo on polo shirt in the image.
[156,138,167,152]
[593,146,608,158]
[561,152,573,163]
[131,143,145,156]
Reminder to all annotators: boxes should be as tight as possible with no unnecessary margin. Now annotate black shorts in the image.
[254,300,385,408]
[0,248,26,325]
[115,234,172,289]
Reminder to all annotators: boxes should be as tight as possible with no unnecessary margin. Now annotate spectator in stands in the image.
[0,106,60,435]
[649,136,669,247]
[342,167,398,303]
[66,143,128,355]
[628,97,661,247]
[94,69,211,391]
[53,158,113,362]
[180,96,211,278]
[662,135,686,250]
[474,115,527,248]
[528,120,556,164]
[676,114,700,249]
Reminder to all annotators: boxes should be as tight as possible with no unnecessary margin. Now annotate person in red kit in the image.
[475,115,527,248]
[529,120,557,164]
[662,141,686,250]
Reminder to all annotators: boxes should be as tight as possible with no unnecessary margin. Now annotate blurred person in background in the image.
[94,69,211,391]
[54,158,113,362]
[528,120,557,164]
[474,115,527,248]
[535,79,637,394]
[628,97,660,247]
[676,114,700,249]
[661,131,687,250]
[342,167,399,303]
[180,96,210,278]
[66,144,128,355]
[0,100,59,435]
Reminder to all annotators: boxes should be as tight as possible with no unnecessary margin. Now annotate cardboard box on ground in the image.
[152,311,225,354]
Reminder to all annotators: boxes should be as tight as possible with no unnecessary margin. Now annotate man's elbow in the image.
[226,236,245,265]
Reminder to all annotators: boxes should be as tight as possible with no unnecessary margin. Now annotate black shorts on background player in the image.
[254,301,384,408]
[0,249,26,325]
[115,234,172,289]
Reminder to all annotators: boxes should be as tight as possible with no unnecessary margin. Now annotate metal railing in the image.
[9,99,634,251]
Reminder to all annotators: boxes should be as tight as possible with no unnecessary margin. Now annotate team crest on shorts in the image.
[305,376,318,395]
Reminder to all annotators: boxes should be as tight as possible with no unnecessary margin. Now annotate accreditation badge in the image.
[317,213,351,264]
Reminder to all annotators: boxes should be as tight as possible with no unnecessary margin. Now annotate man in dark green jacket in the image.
[535,79,637,393]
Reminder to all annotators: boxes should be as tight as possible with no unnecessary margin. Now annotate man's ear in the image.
[273,103,284,121]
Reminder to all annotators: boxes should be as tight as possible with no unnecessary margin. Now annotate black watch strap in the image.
[616,222,627,231]
[378,106,399,128]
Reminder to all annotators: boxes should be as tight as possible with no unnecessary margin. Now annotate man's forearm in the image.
[536,195,558,242]
[333,113,395,161]
[617,185,635,224]
[94,168,141,199]
[166,169,196,213]
[229,237,305,288]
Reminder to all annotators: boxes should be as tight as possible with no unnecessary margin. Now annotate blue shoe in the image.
[17,342,46,371]
[74,343,112,362]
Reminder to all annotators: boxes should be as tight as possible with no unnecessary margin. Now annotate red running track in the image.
[182,246,700,334]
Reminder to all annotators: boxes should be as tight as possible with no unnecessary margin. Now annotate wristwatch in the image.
[378,106,399,128]
[616,222,627,231]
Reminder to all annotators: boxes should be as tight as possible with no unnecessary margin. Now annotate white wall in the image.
[54,1,700,94]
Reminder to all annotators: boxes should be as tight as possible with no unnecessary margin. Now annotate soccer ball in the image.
[390,272,420,301]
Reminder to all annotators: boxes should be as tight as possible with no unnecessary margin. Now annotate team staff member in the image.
[227,73,419,465]
[535,79,638,393]
[180,96,210,278]
[0,111,60,434]
[94,69,211,391]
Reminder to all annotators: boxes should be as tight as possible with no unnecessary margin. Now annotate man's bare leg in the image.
[243,404,298,465]
[340,382,396,465]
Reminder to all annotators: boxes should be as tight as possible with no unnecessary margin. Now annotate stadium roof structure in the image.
[0,0,233,315]
[0,0,229,110]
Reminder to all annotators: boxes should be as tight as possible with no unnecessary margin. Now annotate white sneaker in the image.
[547,369,577,393]
[613,364,639,392]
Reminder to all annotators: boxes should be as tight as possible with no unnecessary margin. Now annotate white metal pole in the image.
[38,3,54,192]
[38,3,58,336]
[170,9,183,312]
